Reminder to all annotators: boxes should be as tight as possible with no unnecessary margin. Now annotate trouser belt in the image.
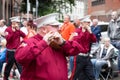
[7,49,16,52]
[78,53,89,56]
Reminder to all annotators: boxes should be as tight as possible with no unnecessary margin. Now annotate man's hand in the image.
[12,24,19,32]
[15,24,20,30]
[52,32,65,45]
[12,27,16,32]
[49,32,65,50]
[69,32,78,40]
[86,25,92,33]
[43,32,65,48]
[43,31,54,45]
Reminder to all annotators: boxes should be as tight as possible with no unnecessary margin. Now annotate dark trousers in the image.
[73,55,95,80]
[4,50,22,80]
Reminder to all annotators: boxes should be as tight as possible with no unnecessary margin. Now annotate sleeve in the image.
[90,33,97,43]
[96,47,101,59]
[61,40,85,56]
[93,26,101,36]
[5,28,15,42]
[19,30,26,38]
[107,22,111,37]
[15,40,48,66]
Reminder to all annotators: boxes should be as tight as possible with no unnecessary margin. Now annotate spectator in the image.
[0,39,7,76]
[91,37,115,80]
[3,17,26,80]
[60,14,75,40]
[15,13,85,80]
[90,19,101,55]
[91,19,101,43]
[107,11,120,72]
[25,20,37,39]
[60,15,76,76]
[0,19,7,41]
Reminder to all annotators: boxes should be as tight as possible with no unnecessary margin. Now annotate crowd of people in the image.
[0,11,119,80]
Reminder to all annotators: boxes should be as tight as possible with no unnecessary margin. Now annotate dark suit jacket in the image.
[91,25,101,42]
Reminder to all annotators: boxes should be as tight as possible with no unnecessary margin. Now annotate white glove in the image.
[86,25,92,33]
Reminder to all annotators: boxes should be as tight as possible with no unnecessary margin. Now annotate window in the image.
[100,25,108,32]
[92,0,105,6]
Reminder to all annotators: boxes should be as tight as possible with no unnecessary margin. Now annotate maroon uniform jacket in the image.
[73,27,96,53]
[5,26,26,49]
[15,34,85,80]
[70,27,97,80]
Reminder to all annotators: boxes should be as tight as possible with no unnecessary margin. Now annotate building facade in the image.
[0,0,87,23]
[65,0,85,20]
[0,0,22,25]
[87,0,120,21]
[57,0,86,21]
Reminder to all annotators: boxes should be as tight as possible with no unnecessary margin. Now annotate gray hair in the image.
[111,11,118,18]
[103,37,110,42]
[92,19,98,23]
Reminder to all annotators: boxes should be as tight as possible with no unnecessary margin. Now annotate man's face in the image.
[82,22,90,29]
[104,40,110,47]
[92,21,98,26]
[38,25,59,37]
[47,25,59,33]
[11,22,19,28]
[64,16,70,23]
[111,12,117,20]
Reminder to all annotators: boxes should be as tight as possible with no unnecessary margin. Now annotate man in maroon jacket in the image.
[15,13,85,80]
[4,17,26,80]
[70,18,96,80]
